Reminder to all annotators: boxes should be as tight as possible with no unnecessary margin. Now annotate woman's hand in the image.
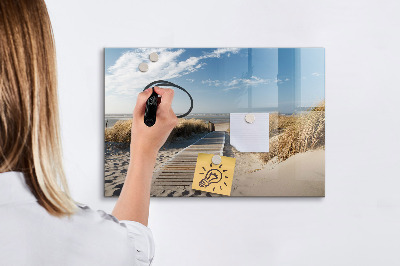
[112,87,178,225]
[130,87,178,158]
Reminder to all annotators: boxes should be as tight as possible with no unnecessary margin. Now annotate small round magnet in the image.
[138,62,148,72]
[212,155,222,165]
[245,113,255,124]
[149,52,159,62]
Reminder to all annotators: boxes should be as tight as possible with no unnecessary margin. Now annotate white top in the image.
[0,171,155,266]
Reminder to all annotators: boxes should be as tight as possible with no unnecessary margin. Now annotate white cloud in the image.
[186,78,194,83]
[201,76,273,91]
[202,79,222,87]
[105,48,240,96]
[204,48,240,58]
[106,48,188,96]
[311,72,321,77]
[105,48,242,113]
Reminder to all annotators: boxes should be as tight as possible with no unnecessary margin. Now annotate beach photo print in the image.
[104,48,325,197]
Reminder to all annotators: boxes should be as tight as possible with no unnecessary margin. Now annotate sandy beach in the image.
[105,132,209,196]
[105,112,325,197]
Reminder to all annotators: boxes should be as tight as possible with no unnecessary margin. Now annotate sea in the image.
[105,113,230,128]
[104,108,316,128]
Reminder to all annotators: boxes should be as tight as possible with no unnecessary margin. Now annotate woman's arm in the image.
[112,87,178,226]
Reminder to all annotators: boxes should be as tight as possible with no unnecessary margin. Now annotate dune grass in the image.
[260,101,325,164]
[268,113,297,138]
[105,120,132,143]
[166,118,209,142]
[105,118,209,143]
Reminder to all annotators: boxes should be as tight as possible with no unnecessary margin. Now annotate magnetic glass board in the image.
[105,48,325,197]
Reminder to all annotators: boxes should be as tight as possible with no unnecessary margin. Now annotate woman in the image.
[0,0,177,265]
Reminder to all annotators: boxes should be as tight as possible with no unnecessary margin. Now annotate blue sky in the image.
[105,48,324,114]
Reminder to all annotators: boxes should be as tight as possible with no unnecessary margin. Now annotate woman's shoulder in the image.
[72,203,155,265]
[71,203,142,244]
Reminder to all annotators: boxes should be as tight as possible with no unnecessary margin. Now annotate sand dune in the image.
[231,149,325,197]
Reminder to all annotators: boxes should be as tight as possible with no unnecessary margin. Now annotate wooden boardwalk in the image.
[151,131,225,189]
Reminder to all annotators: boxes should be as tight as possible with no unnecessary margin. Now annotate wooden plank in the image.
[156,178,195,181]
[151,131,225,193]
[153,182,192,186]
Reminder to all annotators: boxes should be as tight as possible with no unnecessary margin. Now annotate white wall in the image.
[46,0,400,265]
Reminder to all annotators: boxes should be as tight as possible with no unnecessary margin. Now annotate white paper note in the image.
[229,113,269,152]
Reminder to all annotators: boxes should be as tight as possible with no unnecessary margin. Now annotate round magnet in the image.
[138,62,148,72]
[212,155,222,165]
[245,113,255,124]
[149,52,159,62]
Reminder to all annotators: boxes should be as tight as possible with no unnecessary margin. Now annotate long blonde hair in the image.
[0,0,76,216]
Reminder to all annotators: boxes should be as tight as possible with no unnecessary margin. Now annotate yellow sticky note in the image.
[192,153,236,196]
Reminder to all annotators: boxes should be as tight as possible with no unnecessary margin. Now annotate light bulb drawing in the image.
[198,163,229,191]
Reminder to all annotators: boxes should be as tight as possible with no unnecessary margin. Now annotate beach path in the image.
[151,131,225,196]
